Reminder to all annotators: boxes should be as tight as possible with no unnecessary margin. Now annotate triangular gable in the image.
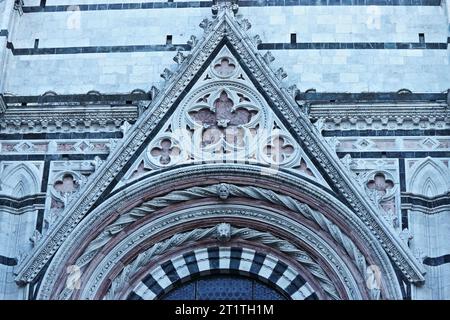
[15,8,425,285]
[118,45,330,189]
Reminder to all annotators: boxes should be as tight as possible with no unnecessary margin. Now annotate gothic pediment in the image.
[118,45,329,189]
[15,8,425,287]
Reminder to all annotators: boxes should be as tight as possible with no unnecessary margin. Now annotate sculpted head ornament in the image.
[216,183,230,200]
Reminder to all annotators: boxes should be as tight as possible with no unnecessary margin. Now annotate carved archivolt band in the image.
[96,224,340,300]
[67,184,367,296]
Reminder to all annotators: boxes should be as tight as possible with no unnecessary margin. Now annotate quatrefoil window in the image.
[150,139,181,165]
[367,173,394,197]
[264,137,295,163]
[189,91,258,149]
[54,174,79,196]
[211,57,237,78]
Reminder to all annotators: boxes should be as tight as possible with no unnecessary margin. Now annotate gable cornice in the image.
[14,9,426,286]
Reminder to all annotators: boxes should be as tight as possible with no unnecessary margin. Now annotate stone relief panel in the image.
[119,47,328,188]
[0,162,43,198]
[406,157,450,197]
[364,171,398,229]
[0,139,117,155]
[333,136,450,153]
[44,161,95,229]
[339,156,401,230]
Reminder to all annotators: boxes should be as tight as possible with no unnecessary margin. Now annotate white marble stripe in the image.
[298,283,315,298]
[194,248,210,272]
[151,265,172,290]
[276,265,297,291]
[219,247,231,269]
[258,255,277,279]
[135,281,157,300]
[239,248,256,272]
[171,255,191,280]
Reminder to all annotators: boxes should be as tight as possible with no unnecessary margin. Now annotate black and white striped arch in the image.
[127,247,318,300]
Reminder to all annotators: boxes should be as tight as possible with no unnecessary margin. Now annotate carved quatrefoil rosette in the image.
[50,171,85,205]
[181,84,268,162]
[146,135,188,169]
[259,130,301,167]
[210,56,239,79]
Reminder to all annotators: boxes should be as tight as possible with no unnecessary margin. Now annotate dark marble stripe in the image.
[8,41,448,56]
[259,42,448,50]
[399,158,406,192]
[0,29,8,37]
[230,247,243,270]
[36,209,45,233]
[4,93,149,104]
[401,209,409,230]
[9,44,190,56]
[127,291,144,300]
[401,193,450,209]
[322,129,450,137]
[284,274,306,296]
[22,0,442,13]
[207,247,220,271]
[183,251,200,275]
[142,274,164,296]
[423,254,450,266]
[268,261,288,284]
[336,151,450,159]
[0,154,109,161]
[304,292,319,300]
[301,92,446,102]
[161,260,180,283]
[249,252,266,275]
[0,194,46,209]
[0,255,18,266]
[0,132,123,141]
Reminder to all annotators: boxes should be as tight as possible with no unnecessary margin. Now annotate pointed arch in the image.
[0,163,41,198]
[15,9,425,292]
[408,157,449,197]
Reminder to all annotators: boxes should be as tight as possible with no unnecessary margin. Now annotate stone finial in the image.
[253,35,262,47]
[173,50,186,64]
[399,228,413,246]
[199,18,213,32]
[120,121,131,134]
[216,183,230,200]
[160,68,173,81]
[211,1,239,15]
[149,86,160,100]
[14,0,24,15]
[287,85,300,102]
[263,51,275,65]
[29,230,42,247]
[187,35,198,48]
[275,68,287,81]
[340,154,354,171]
[91,156,103,171]
[216,223,231,242]
[238,18,252,31]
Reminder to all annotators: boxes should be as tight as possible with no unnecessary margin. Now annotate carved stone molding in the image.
[0,105,137,133]
[15,9,424,291]
[101,224,338,300]
[70,206,364,300]
[33,165,405,300]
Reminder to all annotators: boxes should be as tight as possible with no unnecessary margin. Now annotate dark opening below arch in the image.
[160,275,289,300]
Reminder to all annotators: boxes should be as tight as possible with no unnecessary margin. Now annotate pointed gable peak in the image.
[15,8,425,287]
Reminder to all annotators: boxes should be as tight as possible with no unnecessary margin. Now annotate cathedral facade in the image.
[0,0,449,300]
